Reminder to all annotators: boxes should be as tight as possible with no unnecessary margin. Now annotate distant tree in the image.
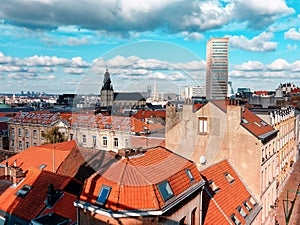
[42,127,66,144]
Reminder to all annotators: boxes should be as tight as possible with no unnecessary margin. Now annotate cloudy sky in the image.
[0,0,300,94]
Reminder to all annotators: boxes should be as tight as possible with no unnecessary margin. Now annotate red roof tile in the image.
[132,110,166,120]
[1,142,74,172]
[80,146,202,211]
[41,192,77,224]
[200,160,257,225]
[0,168,76,222]
[241,108,276,138]
[9,111,59,125]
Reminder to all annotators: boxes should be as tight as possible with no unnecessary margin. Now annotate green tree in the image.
[42,127,66,144]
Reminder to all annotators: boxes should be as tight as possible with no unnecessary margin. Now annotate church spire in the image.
[102,68,113,91]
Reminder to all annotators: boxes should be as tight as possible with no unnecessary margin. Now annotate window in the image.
[157,180,174,202]
[125,138,129,147]
[96,185,111,205]
[25,129,29,138]
[230,213,241,225]
[11,128,15,137]
[12,140,15,149]
[25,142,29,149]
[102,136,107,146]
[224,172,235,183]
[186,169,195,182]
[33,142,37,146]
[70,133,73,140]
[33,130,37,139]
[18,128,22,137]
[82,135,86,144]
[18,141,22,150]
[41,131,45,140]
[16,184,32,198]
[114,138,118,148]
[249,196,257,206]
[39,164,47,170]
[237,206,247,218]
[243,201,252,211]
[191,208,197,225]
[198,117,208,133]
[179,217,186,225]
[92,135,96,147]
[208,180,220,193]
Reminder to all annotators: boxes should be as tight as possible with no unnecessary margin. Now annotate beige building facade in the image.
[166,101,278,224]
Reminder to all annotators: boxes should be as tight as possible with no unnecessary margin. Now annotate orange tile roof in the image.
[57,147,118,183]
[200,160,258,225]
[131,136,165,149]
[0,168,76,222]
[241,108,277,140]
[80,146,202,211]
[41,140,78,151]
[132,110,166,120]
[41,192,77,224]
[0,142,74,172]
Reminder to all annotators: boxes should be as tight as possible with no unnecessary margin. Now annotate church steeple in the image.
[102,69,113,91]
[100,69,114,107]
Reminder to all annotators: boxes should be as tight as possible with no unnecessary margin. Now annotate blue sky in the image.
[0,0,300,94]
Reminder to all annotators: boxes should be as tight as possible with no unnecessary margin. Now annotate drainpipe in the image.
[200,186,203,225]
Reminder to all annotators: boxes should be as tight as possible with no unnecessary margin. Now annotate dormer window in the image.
[249,196,257,206]
[243,201,252,211]
[157,180,174,202]
[237,206,247,218]
[230,213,241,225]
[224,172,235,184]
[185,169,195,182]
[208,180,220,193]
[96,185,111,206]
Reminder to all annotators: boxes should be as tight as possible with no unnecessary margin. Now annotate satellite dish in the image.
[199,156,206,164]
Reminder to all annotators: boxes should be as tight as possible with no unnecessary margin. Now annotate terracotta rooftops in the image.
[200,160,261,225]
[0,141,75,172]
[9,111,59,125]
[0,167,78,223]
[241,108,277,142]
[79,146,204,212]
[132,110,166,120]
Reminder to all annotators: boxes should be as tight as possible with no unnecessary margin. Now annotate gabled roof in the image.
[241,108,277,142]
[210,100,230,112]
[56,147,118,183]
[0,141,75,172]
[114,92,145,101]
[79,146,203,212]
[0,168,77,222]
[200,160,261,225]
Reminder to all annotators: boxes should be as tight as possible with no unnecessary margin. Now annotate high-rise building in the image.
[206,38,228,100]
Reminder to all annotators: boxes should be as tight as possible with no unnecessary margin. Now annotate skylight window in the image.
[39,164,47,170]
[96,185,111,206]
[208,180,220,193]
[230,213,241,225]
[242,118,249,124]
[237,206,247,218]
[224,172,235,184]
[186,169,195,182]
[260,120,268,126]
[16,184,32,198]
[254,122,262,128]
[249,196,257,206]
[157,181,174,202]
[243,201,252,211]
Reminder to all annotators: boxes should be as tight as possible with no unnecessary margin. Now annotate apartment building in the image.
[166,100,278,224]
[251,106,297,195]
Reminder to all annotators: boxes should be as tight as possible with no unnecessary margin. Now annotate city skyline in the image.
[0,0,300,94]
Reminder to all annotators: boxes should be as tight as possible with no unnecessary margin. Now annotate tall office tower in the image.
[206,38,228,100]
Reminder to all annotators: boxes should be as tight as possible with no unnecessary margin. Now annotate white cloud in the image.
[235,61,264,71]
[182,32,204,41]
[266,59,290,71]
[286,44,298,52]
[64,67,85,74]
[229,32,278,52]
[284,28,300,40]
